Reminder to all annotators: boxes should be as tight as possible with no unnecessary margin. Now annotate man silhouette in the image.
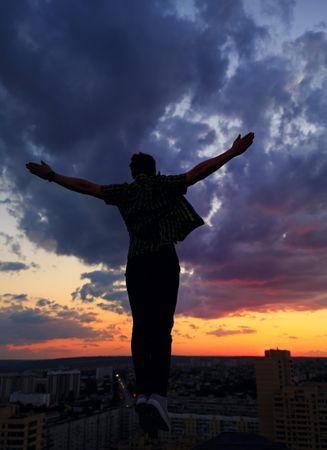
[26,132,254,437]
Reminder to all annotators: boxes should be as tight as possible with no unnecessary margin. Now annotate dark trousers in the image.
[125,244,180,397]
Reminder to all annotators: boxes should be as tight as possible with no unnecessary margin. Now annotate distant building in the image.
[256,348,327,450]
[46,410,112,450]
[34,376,48,394]
[0,372,46,402]
[192,431,287,449]
[47,370,80,403]
[116,435,163,449]
[118,412,259,449]
[166,412,258,446]
[117,405,139,441]
[45,406,137,449]
[274,383,327,450]
[95,366,113,381]
[0,404,45,450]
[0,374,23,402]
[10,391,50,407]
[169,394,257,417]
[256,349,294,441]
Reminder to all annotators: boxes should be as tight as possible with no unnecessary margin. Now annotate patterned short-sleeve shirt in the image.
[101,173,204,259]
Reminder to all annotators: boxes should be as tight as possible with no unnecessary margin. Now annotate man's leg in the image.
[139,246,179,433]
[144,259,179,433]
[126,259,153,396]
[126,246,180,433]
[126,246,180,396]
[148,263,180,396]
[126,253,164,438]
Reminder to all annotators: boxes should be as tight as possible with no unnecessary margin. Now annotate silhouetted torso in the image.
[101,173,204,259]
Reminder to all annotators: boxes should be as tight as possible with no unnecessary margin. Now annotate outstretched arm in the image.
[25,161,103,199]
[185,132,254,186]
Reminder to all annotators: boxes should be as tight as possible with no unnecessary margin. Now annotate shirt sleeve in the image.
[100,183,128,206]
[157,174,187,196]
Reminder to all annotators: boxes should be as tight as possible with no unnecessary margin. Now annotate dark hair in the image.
[130,152,156,178]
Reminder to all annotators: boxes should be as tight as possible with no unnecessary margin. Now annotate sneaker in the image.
[135,394,158,438]
[147,394,171,432]
[135,394,149,413]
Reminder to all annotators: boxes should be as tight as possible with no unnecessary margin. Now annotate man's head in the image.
[130,152,156,178]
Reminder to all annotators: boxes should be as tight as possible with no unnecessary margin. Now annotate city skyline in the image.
[1,348,326,449]
[1,0,327,359]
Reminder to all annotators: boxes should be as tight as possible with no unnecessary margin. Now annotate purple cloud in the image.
[0,261,29,271]
[1,0,326,321]
[207,326,257,337]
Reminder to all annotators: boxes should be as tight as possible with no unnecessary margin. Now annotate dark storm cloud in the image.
[162,28,327,318]
[0,297,112,346]
[36,298,53,308]
[261,0,296,27]
[0,261,29,271]
[72,270,130,315]
[1,0,264,267]
[0,232,24,258]
[1,1,327,319]
[1,293,28,303]
[34,297,98,322]
[56,309,97,323]
[0,305,97,344]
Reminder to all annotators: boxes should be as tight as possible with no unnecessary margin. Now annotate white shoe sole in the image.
[146,398,170,432]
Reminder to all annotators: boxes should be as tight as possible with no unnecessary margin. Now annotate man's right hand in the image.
[26,160,53,180]
[185,131,255,186]
[230,132,255,156]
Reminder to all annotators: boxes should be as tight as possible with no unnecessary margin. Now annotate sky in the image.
[1,0,327,359]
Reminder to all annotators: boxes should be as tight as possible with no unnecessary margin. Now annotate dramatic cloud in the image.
[36,298,54,308]
[207,326,257,337]
[1,0,265,265]
[173,329,193,340]
[1,0,327,321]
[0,306,96,345]
[33,297,99,323]
[1,293,28,303]
[0,261,29,271]
[0,291,125,351]
[0,232,24,258]
[71,270,130,315]
[260,0,297,27]
[0,296,119,349]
